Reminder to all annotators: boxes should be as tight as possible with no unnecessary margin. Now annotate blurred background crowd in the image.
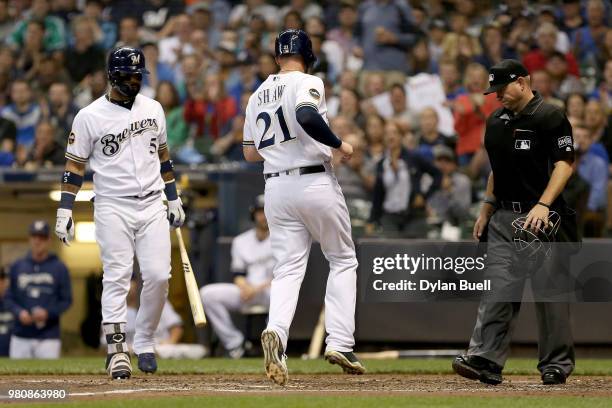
[0,0,610,239]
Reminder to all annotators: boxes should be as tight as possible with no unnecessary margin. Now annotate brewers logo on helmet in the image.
[274,29,317,69]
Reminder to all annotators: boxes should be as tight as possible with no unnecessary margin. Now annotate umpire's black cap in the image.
[483,59,530,95]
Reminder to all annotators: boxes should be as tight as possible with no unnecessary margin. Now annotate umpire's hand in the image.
[167,198,185,228]
[473,203,495,240]
[523,204,549,232]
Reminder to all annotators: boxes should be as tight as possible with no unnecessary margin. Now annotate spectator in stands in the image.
[530,70,565,109]
[116,16,141,49]
[255,53,278,86]
[589,58,612,111]
[537,5,571,54]
[282,9,304,31]
[8,0,66,52]
[523,22,580,77]
[0,115,16,167]
[73,69,107,109]
[408,37,436,75]
[574,125,608,237]
[441,32,482,74]
[565,92,587,128]
[364,113,386,165]
[188,4,221,51]
[141,41,175,94]
[571,0,608,67]
[333,132,371,200]
[176,54,203,102]
[438,58,466,101]
[200,195,273,358]
[0,47,16,106]
[427,19,448,66]
[356,0,418,74]
[30,55,72,98]
[474,22,517,70]
[0,0,14,40]
[1,80,41,150]
[0,267,13,356]
[280,0,323,22]
[546,51,584,100]
[65,16,106,84]
[368,119,441,237]
[5,220,72,359]
[427,145,472,226]
[326,0,358,72]
[83,0,117,51]
[453,62,501,166]
[23,121,64,168]
[229,0,278,32]
[585,100,609,153]
[15,20,48,81]
[330,115,357,140]
[389,83,417,133]
[156,80,187,152]
[560,0,585,38]
[187,0,231,31]
[210,115,246,162]
[42,82,77,140]
[337,88,365,129]
[414,107,450,162]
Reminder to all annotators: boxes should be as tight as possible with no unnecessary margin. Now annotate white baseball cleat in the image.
[261,329,288,386]
[106,352,132,380]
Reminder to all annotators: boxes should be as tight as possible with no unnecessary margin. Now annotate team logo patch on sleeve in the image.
[309,88,321,100]
[68,131,75,145]
[557,136,572,148]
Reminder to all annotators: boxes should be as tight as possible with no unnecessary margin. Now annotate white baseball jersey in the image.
[66,94,167,197]
[231,229,274,286]
[243,71,332,174]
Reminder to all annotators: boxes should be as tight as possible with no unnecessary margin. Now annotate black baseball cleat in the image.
[541,367,567,385]
[137,353,158,374]
[324,350,366,375]
[261,329,288,386]
[106,352,132,380]
[452,354,503,385]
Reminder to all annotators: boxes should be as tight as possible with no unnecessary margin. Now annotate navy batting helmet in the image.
[107,47,149,98]
[275,29,316,69]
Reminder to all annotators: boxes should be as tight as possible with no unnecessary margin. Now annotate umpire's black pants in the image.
[466,209,575,376]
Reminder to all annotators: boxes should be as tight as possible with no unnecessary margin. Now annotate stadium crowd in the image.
[0,0,610,238]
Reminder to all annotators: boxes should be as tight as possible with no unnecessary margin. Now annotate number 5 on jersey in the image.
[257,107,295,149]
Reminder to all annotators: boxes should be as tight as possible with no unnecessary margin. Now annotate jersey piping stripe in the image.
[158,142,168,150]
[295,102,319,111]
[65,152,88,164]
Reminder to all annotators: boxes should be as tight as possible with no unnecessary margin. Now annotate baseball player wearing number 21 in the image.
[54,47,185,379]
[243,29,366,386]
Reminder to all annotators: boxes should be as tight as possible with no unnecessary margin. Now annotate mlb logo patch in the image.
[557,136,572,148]
[515,140,531,150]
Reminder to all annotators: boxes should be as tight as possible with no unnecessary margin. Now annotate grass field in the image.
[0,357,611,407]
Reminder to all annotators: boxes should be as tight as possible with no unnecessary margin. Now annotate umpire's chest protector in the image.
[484,93,575,202]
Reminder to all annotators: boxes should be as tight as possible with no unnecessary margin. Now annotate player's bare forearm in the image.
[243,146,264,162]
[538,160,573,206]
[158,146,175,182]
[63,159,86,194]
[481,172,495,215]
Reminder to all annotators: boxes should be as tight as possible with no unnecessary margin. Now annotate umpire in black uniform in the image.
[452,60,576,386]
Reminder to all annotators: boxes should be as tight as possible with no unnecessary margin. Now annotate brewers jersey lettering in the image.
[66,94,167,197]
[243,72,331,173]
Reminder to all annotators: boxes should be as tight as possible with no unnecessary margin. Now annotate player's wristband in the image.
[483,197,497,207]
[164,179,178,201]
[62,171,83,187]
[160,159,174,174]
[537,201,550,209]
[59,192,76,210]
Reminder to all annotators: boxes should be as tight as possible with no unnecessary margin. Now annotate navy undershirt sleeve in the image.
[295,105,342,149]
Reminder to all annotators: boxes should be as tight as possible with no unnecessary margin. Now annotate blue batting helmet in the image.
[274,29,317,69]
[107,47,149,97]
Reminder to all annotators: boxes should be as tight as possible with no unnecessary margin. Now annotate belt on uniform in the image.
[128,191,157,199]
[264,165,326,181]
[497,200,539,213]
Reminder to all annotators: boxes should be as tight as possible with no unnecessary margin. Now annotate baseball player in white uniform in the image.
[243,30,365,386]
[54,47,185,379]
[200,195,274,358]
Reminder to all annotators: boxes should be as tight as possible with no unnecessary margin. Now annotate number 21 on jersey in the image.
[256,107,295,149]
